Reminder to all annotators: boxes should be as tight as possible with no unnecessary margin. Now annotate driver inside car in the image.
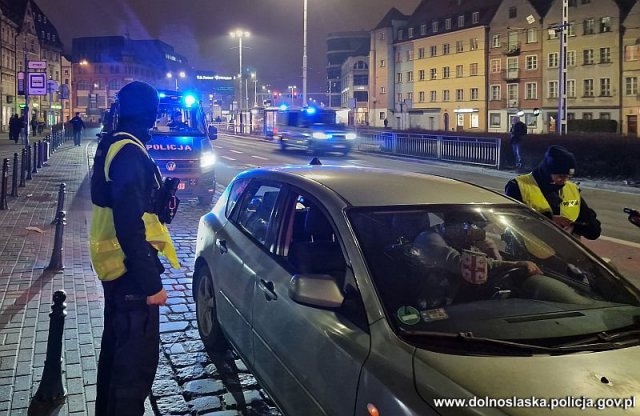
[412,212,542,305]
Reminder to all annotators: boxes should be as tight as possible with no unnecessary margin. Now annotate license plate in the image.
[178,183,186,190]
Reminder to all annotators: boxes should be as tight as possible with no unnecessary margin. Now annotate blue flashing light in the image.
[305,106,317,115]
[278,104,288,111]
[158,92,167,98]
[184,95,196,107]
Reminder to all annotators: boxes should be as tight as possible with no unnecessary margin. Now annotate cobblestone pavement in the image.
[0,132,280,416]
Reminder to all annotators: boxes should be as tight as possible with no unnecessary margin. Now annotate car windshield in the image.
[348,205,640,346]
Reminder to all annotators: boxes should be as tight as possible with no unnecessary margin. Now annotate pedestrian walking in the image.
[70,112,85,146]
[505,145,601,240]
[9,114,20,143]
[383,118,389,128]
[90,81,179,416]
[509,116,527,170]
[30,115,38,138]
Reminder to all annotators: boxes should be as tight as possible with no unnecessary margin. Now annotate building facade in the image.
[622,0,640,135]
[369,8,409,128]
[326,31,370,108]
[340,55,370,125]
[71,36,188,121]
[542,0,624,132]
[367,0,637,134]
[488,0,550,133]
[0,3,19,131]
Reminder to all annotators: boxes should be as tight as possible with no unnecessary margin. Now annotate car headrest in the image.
[288,241,345,276]
[257,191,279,215]
[305,206,332,237]
[391,212,431,241]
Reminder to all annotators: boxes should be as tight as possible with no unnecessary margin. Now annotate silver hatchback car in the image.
[194,165,640,416]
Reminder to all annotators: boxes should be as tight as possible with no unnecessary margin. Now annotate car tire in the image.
[195,267,228,355]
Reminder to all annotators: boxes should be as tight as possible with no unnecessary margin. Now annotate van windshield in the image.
[154,100,207,135]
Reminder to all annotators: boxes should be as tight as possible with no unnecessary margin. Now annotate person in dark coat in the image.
[9,114,20,143]
[70,112,86,146]
[509,116,527,169]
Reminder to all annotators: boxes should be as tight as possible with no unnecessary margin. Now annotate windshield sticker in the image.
[461,249,489,285]
[396,306,421,326]
[421,308,449,322]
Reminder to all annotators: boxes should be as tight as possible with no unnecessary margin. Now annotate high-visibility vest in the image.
[515,173,580,222]
[90,132,180,281]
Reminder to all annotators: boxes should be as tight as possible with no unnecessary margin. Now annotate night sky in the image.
[36,0,420,94]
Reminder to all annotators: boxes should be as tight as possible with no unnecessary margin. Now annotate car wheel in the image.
[195,267,227,355]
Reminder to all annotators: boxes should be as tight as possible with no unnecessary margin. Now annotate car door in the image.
[251,189,370,416]
[214,180,283,362]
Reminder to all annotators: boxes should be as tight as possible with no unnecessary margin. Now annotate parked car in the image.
[194,165,640,416]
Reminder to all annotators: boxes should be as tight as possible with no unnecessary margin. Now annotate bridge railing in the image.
[355,129,502,169]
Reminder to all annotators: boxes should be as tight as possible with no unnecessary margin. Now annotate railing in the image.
[356,130,501,168]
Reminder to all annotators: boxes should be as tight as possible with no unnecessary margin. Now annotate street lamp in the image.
[166,71,186,91]
[229,29,251,128]
[251,73,258,107]
[303,0,308,106]
[288,85,297,106]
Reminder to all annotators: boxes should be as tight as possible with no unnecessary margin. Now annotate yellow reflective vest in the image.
[90,132,180,281]
[514,173,580,222]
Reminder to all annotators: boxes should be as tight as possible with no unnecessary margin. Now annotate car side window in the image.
[281,193,347,286]
[226,178,250,218]
[236,183,282,246]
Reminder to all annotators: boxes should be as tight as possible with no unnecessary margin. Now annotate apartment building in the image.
[340,55,370,125]
[542,0,624,132]
[622,0,640,135]
[369,8,409,128]
[0,3,18,131]
[488,0,551,133]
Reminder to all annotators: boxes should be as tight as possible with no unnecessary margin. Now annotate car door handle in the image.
[216,239,228,254]
[258,279,277,301]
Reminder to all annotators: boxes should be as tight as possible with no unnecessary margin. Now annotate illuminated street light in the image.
[166,71,186,91]
[230,29,250,113]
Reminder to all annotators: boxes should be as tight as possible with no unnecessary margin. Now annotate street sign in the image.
[28,60,47,70]
[47,79,59,93]
[17,71,25,95]
[59,84,69,99]
[27,73,47,95]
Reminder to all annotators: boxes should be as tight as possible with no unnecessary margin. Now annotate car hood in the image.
[414,346,640,416]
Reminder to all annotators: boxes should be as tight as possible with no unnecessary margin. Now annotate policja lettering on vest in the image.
[90,81,180,416]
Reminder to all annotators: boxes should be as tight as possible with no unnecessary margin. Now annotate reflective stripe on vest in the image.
[515,173,580,222]
[89,133,180,281]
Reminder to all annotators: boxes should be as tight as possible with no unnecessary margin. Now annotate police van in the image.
[275,106,356,155]
[149,90,217,205]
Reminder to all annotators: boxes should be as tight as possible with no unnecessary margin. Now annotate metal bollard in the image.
[0,159,8,210]
[44,139,50,163]
[32,142,38,174]
[19,148,26,188]
[46,211,65,271]
[11,153,18,197]
[28,290,67,415]
[37,141,43,169]
[51,184,66,225]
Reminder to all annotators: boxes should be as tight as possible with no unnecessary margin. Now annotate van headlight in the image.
[312,132,331,139]
[200,152,216,168]
[346,133,357,140]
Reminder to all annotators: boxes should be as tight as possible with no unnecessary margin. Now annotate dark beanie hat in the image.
[543,145,576,175]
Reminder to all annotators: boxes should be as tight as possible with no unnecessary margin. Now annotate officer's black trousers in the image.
[95,281,159,416]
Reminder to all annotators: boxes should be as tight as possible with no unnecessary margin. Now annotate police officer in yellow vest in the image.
[90,81,179,416]
[505,145,601,240]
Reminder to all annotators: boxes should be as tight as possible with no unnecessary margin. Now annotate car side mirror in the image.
[208,125,218,141]
[289,274,344,309]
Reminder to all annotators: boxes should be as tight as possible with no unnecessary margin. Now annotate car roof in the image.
[243,165,515,207]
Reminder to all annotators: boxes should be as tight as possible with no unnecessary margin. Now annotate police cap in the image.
[116,81,159,121]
